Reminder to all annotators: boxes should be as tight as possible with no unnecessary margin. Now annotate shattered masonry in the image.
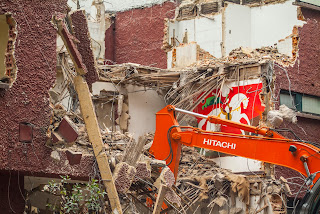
[0,0,319,213]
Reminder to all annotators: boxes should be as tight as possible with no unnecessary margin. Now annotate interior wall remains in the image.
[167,0,304,68]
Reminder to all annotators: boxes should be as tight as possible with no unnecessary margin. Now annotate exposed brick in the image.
[57,116,79,143]
[113,2,176,69]
[70,10,99,89]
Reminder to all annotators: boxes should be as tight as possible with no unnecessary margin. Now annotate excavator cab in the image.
[299,178,320,213]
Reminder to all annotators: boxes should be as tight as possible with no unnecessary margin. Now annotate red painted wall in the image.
[110,2,176,69]
[274,7,320,197]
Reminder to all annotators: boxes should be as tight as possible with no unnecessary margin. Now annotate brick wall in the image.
[274,7,320,197]
[107,2,176,69]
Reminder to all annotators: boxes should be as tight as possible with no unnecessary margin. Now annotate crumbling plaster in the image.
[167,0,304,67]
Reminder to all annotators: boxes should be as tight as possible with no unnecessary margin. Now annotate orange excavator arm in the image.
[149,105,320,184]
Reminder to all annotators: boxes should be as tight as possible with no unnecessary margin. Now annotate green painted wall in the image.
[299,0,320,7]
[0,15,9,79]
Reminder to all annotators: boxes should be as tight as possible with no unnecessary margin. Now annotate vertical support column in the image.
[74,76,122,214]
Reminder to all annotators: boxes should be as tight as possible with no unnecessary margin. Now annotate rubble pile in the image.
[98,63,180,89]
[47,102,289,213]
[195,46,294,69]
[97,46,290,123]
[49,22,291,212]
[176,146,288,213]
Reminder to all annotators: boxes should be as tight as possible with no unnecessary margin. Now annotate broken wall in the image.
[71,10,99,89]
[0,0,68,173]
[274,7,320,197]
[167,0,304,67]
[107,2,176,69]
[0,1,102,181]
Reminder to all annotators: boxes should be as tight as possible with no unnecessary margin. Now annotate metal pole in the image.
[174,107,208,119]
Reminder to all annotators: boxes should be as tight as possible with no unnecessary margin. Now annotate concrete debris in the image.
[134,160,152,182]
[226,173,250,205]
[50,150,60,161]
[212,196,227,207]
[267,104,297,127]
[57,116,79,143]
[113,162,136,193]
[98,63,180,89]
[49,15,292,212]
[176,146,287,212]
[279,104,298,124]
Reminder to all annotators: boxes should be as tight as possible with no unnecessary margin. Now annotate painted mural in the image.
[195,79,265,135]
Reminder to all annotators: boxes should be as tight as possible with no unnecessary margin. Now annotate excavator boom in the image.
[150,105,320,184]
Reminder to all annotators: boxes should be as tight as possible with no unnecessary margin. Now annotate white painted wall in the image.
[212,156,262,173]
[92,81,126,96]
[176,43,198,67]
[68,0,171,13]
[278,37,293,58]
[225,4,251,55]
[167,0,304,63]
[126,85,166,141]
[196,16,223,57]
[250,0,304,48]
[168,19,196,45]
[168,15,222,58]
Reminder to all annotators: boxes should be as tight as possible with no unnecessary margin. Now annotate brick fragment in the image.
[57,116,79,143]
[65,150,82,165]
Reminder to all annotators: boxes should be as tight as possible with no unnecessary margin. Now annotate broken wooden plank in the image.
[122,135,147,167]
[73,75,122,214]
[153,184,168,214]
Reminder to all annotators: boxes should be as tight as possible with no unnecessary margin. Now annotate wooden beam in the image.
[54,15,122,213]
[74,75,122,214]
[152,184,168,214]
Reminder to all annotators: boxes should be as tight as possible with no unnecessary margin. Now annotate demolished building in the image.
[0,0,319,213]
